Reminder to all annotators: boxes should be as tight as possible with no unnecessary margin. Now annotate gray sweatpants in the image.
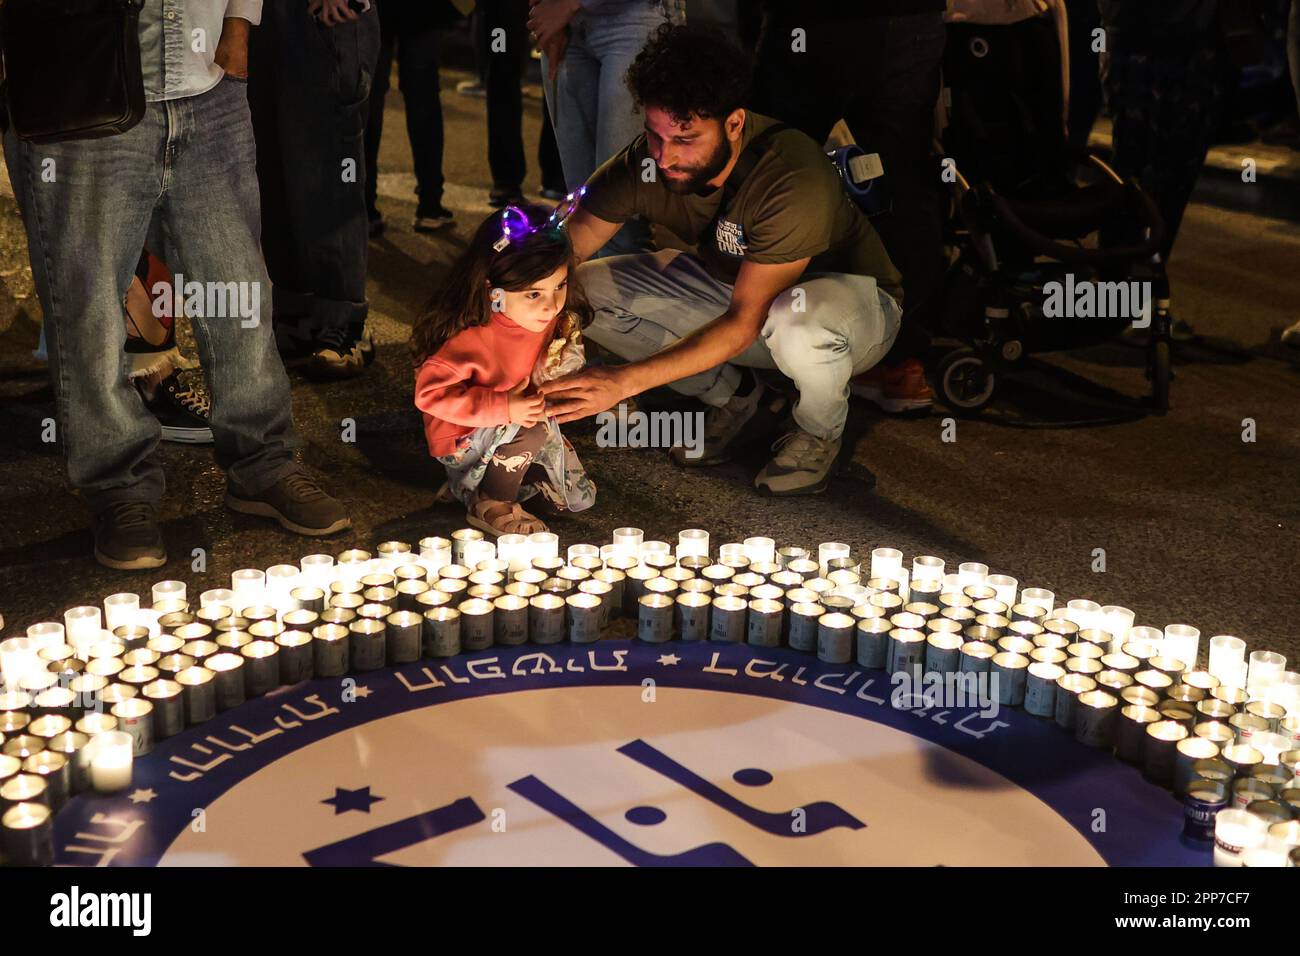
[578,250,901,441]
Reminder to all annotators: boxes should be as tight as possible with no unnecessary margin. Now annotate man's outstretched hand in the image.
[539,366,628,424]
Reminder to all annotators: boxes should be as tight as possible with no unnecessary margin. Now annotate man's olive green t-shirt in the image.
[581,111,902,303]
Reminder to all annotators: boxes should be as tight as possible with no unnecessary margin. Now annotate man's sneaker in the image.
[754,428,841,496]
[851,358,934,414]
[1169,316,1196,342]
[414,206,455,233]
[540,185,567,201]
[309,325,376,379]
[489,186,526,208]
[670,378,767,467]
[1282,318,1300,348]
[142,371,213,444]
[93,501,167,570]
[226,470,351,536]
[455,78,485,98]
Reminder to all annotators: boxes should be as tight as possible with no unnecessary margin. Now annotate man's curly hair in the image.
[624,22,753,124]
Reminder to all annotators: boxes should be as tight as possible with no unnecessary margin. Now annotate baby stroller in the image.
[933,8,1174,414]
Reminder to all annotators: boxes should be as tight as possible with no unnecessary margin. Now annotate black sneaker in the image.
[489,187,525,208]
[142,371,213,444]
[309,324,376,379]
[226,470,351,536]
[414,205,455,233]
[93,501,167,570]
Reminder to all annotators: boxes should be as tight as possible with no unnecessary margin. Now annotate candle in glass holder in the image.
[985,575,1017,611]
[199,588,234,610]
[1101,606,1135,653]
[743,536,774,565]
[491,534,525,573]
[1208,635,1246,682]
[102,593,140,631]
[151,580,186,607]
[231,569,266,604]
[0,639,39,693]
[677,529,710,560]
[612,527,643,559]
[1020,588,1054,615]
[63,607,102,658]
[264,565,300,611]
[1249,651,1286,697]
[911,555,944,583]
[1,801,53,866]
[871,548,903,581]
[567,543,600,565]
[818,542,850,575]
[526,531,558,562]
[1162,624,1200,671]
[1213,808,1267,867]
[957,562,988,588]
[89,731,133,793]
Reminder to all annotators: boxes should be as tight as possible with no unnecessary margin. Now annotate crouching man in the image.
[539,23,902,496]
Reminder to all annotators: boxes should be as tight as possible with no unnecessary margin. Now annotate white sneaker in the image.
[753,428,841,496]
[1282,319,1300,348]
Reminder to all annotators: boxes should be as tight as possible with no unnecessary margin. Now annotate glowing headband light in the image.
[491,187,586,253]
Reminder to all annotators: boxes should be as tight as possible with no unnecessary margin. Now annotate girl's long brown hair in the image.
[410,203,593,366]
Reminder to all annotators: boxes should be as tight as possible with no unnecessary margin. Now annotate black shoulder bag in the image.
[1,0,147,143]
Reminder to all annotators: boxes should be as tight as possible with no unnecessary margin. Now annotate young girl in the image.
[412,202,595,536]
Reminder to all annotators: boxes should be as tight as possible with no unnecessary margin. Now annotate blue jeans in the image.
[543,1,673,255]
[3,77,299,512]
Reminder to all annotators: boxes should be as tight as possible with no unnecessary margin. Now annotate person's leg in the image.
[546,15,600,192]
[748,11,843,145]
[396,26,449,218]
[1291,0,1300,121]
[482,0,527,199]
[759,274,900,442]
[578,250,765,404]
[10,108,167,513]
[477,421,549,502]
[538,100,567,195]
[586,4,670,254]
[152,77,301,497]
[365,26,396,223]
[839,13,946,361]
[262,2,379,341]
[1066,0,1103,152]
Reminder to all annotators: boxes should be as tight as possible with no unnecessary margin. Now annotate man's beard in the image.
[660,136,734,195]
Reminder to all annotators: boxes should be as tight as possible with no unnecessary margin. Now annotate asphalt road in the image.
[0,65,1297,666]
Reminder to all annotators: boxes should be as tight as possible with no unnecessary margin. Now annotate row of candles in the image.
[0,526,1296,867]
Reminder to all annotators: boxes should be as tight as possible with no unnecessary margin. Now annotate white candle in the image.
[464,539,496,567]
[200,588,235,609]
[1248,651,1286,698]
[742,536,774,565]
[817,542,850,575]
[870,548,903,581]
[528,532,559,561]
[299,554,334,587]
[568,543,600,564]
[835,583,869,604]
[1223,660,1248,692]
[151,580,186,606]
[911,555,944,583]
[1101,606,1135,653]
[612,527,642,558]
[497,534,530,572]
[1252,732,1290,765]
[1066,599,1102,630]
[1020,587,1054,614]
[25,622,65,652]
[641,540,672,565]
[1241,844,1288,867]
[231,568,266,604]
[264,565,300,614]
[677,530,710,560]
[1208,635,1246,682]
[1163,624,1200,671]
[717,543,746,565]
[1214,809,1267,867]
[418,538,452,576]
[942,572,961,593]
[956,562,988,587]
[89,731,133,793]
[63,606,102,655]
[102,593,140,631]
[599,543,622,562]
[0,638,38,692]
[987,574,1018,610]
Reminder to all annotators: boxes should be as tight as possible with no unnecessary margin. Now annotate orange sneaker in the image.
[850,358,934,414]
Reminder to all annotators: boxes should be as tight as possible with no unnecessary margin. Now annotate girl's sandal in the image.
[465,498,549,537]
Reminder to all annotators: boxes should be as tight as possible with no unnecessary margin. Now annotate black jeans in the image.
[249,3,380,333]
[474,0,566,193]
[751,12,947,362]
[365,15,446,218]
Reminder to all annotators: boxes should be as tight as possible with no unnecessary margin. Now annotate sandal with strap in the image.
[465,497,549,537]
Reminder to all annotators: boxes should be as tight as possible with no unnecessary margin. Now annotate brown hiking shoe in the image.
[226,470,351,536]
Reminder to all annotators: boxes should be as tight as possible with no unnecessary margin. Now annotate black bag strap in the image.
[698,121,788,248]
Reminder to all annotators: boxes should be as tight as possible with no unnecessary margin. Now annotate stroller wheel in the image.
[936,348,996,413]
